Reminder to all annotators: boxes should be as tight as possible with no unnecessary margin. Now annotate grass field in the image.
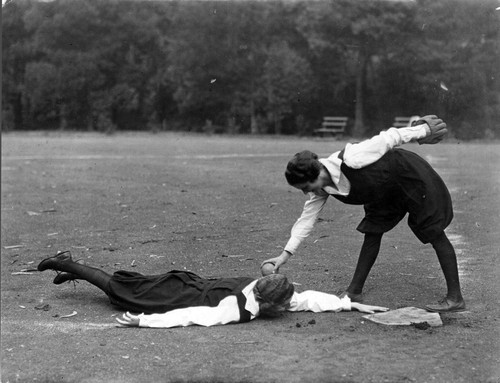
[1,132,499,383]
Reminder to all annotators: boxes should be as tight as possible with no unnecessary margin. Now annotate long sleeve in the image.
[343,125,430,169]
[137,295,242,328]
[288,291,351,313]
[284,192,329,255]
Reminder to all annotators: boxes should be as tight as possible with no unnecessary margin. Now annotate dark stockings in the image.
[54,261,112,294]
[346,232,383,295]
[430,231,463,302]
[346,231,464,303]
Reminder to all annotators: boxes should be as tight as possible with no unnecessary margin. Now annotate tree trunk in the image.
[352,51,369,138]
[274,112,282,135]
[59,104,68,130]
[13,93,23,130]
[250,99,259,134]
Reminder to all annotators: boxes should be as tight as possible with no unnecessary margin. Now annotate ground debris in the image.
[26,208,57,216]
[411,321,431,330]
[59,311,78,318]
[11,268,38,275]
[34,304,50,311]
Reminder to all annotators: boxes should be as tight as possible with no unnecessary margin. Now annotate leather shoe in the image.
[425,298,466,313]
[38,251,73,272]
[53,272,79,285]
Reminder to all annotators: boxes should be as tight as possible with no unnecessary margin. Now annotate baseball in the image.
[260,262,276,276]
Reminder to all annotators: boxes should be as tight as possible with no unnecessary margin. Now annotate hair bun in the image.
[255,274,294,304]
[296,150,318,161]
[285,150,321,185]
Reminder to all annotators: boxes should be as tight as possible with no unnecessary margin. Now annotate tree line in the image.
[2,0,499,139]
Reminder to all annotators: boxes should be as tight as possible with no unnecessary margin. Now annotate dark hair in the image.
[285,150,322,185]
[254,274,294,317]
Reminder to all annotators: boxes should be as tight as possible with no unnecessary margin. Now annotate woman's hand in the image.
[261,251,292,273]
[116,312,141,327]
[351,303,390,314]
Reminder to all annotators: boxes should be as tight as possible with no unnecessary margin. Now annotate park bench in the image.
[392,116,420,128]
[314,116,348,137]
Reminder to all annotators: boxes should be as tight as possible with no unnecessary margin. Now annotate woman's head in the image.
[254,274,294,317]
[285,150,322,186]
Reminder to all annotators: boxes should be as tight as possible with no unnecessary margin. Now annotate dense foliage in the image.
[2,0,499,138]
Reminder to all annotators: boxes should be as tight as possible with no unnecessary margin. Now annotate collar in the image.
[319,151,343,192]
[242,280,260,318]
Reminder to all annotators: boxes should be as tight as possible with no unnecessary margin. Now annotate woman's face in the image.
[261,297,292,317]
[275,297,292,312]
[292,177,324,195]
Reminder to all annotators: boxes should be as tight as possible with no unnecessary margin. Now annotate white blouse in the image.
[137,280,351,328]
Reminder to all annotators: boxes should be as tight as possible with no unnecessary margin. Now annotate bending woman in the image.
[263,115,465,313]
[37,251,388,328]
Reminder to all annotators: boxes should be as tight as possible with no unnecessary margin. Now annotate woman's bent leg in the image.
[346,232,383,295]
[425,231,465,312]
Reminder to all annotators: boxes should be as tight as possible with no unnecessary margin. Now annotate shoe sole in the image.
[424,306,467,313]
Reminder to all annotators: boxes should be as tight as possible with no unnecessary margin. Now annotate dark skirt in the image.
[334,148,453,243]
[106,270,255,314]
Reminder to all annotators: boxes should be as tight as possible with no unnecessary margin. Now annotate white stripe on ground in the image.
[2,155,163,161]
[2,319,118,335]
[2,153,291,161]
[424,155,448,163]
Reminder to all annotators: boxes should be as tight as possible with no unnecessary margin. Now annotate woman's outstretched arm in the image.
[116,295,242,328]
[288,290,389,314]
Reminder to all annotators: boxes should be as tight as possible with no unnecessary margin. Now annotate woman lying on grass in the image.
[37,251,389,328]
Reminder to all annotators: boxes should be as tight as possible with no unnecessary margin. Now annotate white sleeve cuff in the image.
[394,124,430,143]
[340,296,351,311]
[284,239,299,255]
